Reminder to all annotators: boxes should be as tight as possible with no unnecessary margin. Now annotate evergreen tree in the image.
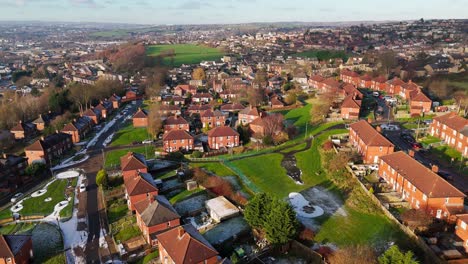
[264,199,298,245]
[244,193,272,229]
[378,245,418,264]
[96,169,108,188]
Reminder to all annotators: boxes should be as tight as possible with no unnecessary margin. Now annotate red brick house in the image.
[157,224,219,264]
[270,95,285,109]
[61,116,93,143]
[10,121,37,140]
[133,108,149,128]
[24,133,73,165]
[174,85,197,97]
[120,152,148,181]
[187,105,212,115]
[400,80,421,100]
[201,109,225,128]
[164,116,189,133]
[109,94,121,109]
[455,214,468,253]
[220,103,244,113]
[308,75,325,89]
[359,74,373,88]
[192,93,213,103]
[408,90,432,116]
[207,126,240,150]
[239,106,261,125]
[430,112,468,156]
[124,171,159,211]
[385,77,405,95]
[163,130,194,153]
[0,234,33,264]
[94,100,113,119]
[0,154,28,194]
[82,108,101,124]
[340,69,360,86]
[159,105,181,116]
[134,195,180,246]
[349,120,394,164]
[340,95,361,120]
[379,151,465,221]
[162,96,185,106]
[342,84,363,99]
[371,76,387,91]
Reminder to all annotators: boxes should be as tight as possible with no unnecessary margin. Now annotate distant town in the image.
[0,18,467,264]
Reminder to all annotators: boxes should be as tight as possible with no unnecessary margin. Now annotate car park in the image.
[10,193,23,203]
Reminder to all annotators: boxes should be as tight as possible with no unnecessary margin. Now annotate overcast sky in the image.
[1,0,467,24]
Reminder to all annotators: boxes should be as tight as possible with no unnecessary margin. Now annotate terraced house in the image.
[455,214,468,253]
[24,132,73,164]
[0,234,33,264]
[379,151,465,221]
[124,171,159,211]
[120,152,148,181]
[430,112,468,157]
[163,115,190,133]
[61,116,93,143]
[349,120,394,163]
[207,126,240,150]
[162,130,194,153]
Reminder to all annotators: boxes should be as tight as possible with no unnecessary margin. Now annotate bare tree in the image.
[378,50,397,77]
[428,80,448,99]
[68,83,93,113]
[147,104,163,138]
[247,87,266,106]
[262,113,284,138]
[192,67,206,80]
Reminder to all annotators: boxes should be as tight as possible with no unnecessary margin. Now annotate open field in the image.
[192,162,234,177]
[111,123,149,146]
[146,44,224,66]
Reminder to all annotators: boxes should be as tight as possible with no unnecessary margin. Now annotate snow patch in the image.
[31,189,47,197]
[289,192,324,218]
[56,170,81,179]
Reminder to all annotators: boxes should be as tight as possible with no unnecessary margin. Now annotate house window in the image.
[461,221,467,230]
[412,186,416,192]
[167,222,171,227]
[6,258,12,263]
[379,146,383,151]
[407,182,411,188]
[422,194,427,201]
[445,198,449,204]
[415,201,420,209]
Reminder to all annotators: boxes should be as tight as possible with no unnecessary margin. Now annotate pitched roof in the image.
[239,106,260,116]
[220,103,244,112]
[156,224,218,264]
[24,133,71,152]
[135,195,180,227]
[0,234,30,257]
[341,95,361,109]
[120,152,147,172]
[163,130,193,141]
[124,172,158,196]
[457,214,468,224]
[165,116,189,126]
[201,109,224,118]
[410,90,432,102]
[207,126,239,137]
[133,108,148,118]
[349,120,394,147]
[380,152,466,198]
[433,112,468,132]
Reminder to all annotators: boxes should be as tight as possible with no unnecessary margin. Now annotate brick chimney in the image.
[431,165,439,173]
[177,226,185,238]
[408,150,415,157]
[146,193,155,203]
[367,117,373,123]
[376,126,382,132]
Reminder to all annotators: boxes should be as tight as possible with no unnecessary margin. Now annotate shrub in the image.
[96,169,108,188]
[192,151,202,158]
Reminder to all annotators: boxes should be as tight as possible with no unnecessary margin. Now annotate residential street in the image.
[65,100,142,263]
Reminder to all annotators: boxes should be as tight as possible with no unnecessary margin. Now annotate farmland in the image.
[146,44,224,66]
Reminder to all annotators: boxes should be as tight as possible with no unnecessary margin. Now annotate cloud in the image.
[69,0,96,7]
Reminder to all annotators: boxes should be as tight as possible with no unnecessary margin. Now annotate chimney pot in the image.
[376,126,382,132]
[408,150,415,157]
[178,226,185,238]
[432,165,439,173]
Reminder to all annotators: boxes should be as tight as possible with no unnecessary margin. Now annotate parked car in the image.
[423,120,433,125]
[410,142,423,150]
[401,134,415,143]
[10,193,23,203]
[79,183,86,192]
[142,139,153,144]
[372,91,379,97]
[381,124,400,131]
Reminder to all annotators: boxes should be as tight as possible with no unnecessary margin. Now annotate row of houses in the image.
[340,70,433,115]
[120,152,220,263]
[347,116,468,253]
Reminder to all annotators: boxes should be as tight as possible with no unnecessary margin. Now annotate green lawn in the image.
[418,135,441,145]
[0,179,74,219]
[169,189,205,204]
[146,44,224,66]
[137,250,160,264]
[107,198,129,224]
[0,222,37,235]
[315,208,406,246]
[32,223,65,264]
[192,162,235,177]
[105,146,155,168]
[230,153,298,198]
[111,216,142,243]
[153,170,177,179]
[111,123,149,146]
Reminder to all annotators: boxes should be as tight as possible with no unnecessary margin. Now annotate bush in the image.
[96,169,108,188]
[262,135,274,145]
[192,151,203,158]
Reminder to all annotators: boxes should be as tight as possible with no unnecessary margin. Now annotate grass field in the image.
[146,44,224,66]
[0,222,37,235]
[105,146,155,168]
[292,49,348,61]
[0,179,74,220]
[111,123,149,147]
[192,162,234,177]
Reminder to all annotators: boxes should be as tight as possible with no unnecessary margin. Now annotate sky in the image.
[1,0,467,25]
